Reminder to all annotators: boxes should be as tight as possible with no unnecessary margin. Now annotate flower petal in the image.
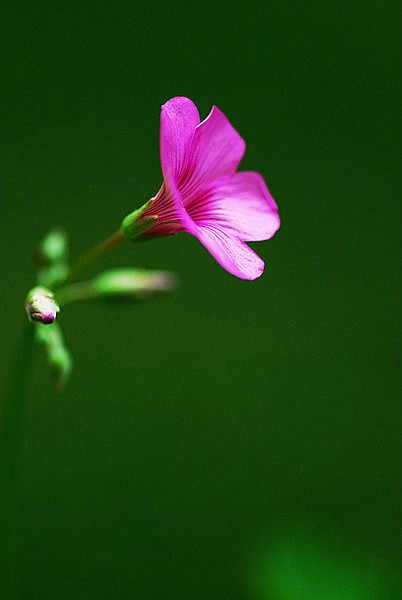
[182,106,245,192]
[158,172,265,279]
[160,97,200,179]
[186,171,280,242]
[192,223,265,280]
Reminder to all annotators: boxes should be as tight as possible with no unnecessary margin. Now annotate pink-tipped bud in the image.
[25,287,60,325]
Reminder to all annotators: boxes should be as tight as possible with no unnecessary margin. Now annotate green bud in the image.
[121,199,158,240]
[56,268,178,305]
[35,228,68,265]
[35,322,73,389]
[92,268,178,298]
[25,287,60,325]
[48,346,73,390]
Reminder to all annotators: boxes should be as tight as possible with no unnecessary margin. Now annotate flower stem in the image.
[56,228,124,288]
[0,325,34,599]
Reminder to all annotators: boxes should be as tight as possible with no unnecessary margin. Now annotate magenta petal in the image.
[160,97,200,179]
[185,106,246,190]
[188,171,280,242]
[162,173,264,279]
[192,224,265,280]
[162,171,195,231]
[149,97,279,280]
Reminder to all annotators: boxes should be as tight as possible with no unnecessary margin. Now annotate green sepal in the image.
[121,199,158,240]
[35,322,73,389]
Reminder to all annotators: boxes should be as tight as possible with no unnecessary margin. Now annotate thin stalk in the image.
[0,325,35,599]
[56,228,124,288]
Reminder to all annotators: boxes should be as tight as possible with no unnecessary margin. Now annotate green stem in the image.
[0,325,35,599]
[55,228,124,288]
[56,281,96,305]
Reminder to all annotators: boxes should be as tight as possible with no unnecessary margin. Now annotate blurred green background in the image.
[1,1,400,598]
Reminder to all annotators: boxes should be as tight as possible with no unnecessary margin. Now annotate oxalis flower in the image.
[131,97,280,280]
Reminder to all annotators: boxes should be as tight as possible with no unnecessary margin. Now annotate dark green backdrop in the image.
[1,1,400,598]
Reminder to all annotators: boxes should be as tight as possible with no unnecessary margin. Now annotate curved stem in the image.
[0,325,34,599]
[56,228,124,288]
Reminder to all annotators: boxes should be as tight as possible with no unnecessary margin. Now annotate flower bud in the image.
[48,345,73,390]
[92,268,178,298]
[35,322,72,389]
[25,287,60,325]
[35,228,68,265]
[56,268,178,305]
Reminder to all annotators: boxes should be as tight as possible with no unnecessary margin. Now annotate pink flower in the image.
[140,97,280,280]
